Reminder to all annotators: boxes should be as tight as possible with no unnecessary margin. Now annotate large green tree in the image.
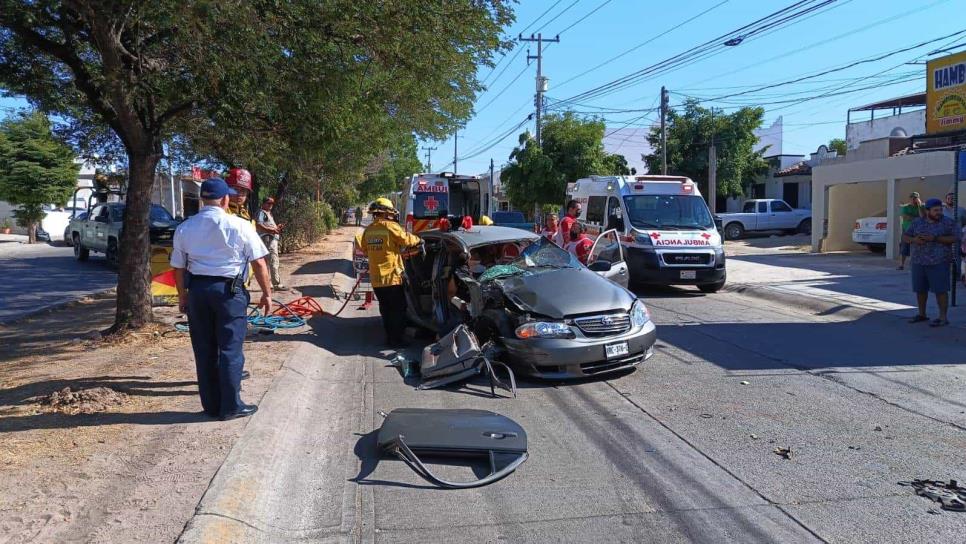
[0,111,78,243]
[0,0,512,332]
[503,112,632,211]
[644,99,768,198]
[358,135,424,204]
[501,133,561,214]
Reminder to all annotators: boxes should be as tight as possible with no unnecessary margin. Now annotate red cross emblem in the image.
[423,196,439,212]
[701,232,711,239]
[649,232,661,240]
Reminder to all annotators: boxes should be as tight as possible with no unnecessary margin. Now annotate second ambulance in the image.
[568,175,726,292]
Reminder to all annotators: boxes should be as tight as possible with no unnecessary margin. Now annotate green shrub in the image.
[277,197,327,254]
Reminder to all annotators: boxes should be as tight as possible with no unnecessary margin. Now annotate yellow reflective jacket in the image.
[361,218,421,288]
[228,202,252,222]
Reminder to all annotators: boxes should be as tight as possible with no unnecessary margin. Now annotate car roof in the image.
[421,225,540,250]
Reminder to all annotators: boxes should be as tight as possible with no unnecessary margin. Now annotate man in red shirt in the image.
[558,200,581,247]
[567,222,594,265]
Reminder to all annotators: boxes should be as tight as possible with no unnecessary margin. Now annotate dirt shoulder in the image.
[0,226,359,544]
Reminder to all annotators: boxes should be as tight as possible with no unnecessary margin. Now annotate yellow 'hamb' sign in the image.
[927,50,966,135]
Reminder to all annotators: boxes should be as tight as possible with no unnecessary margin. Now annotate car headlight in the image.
[631,299,650,328]
[515,321,575,339]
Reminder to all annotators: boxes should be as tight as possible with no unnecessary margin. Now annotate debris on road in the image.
[773,447,793,460]
[874,425,883,432]
[740,380,750,385]
[40,386,129,415]
[900,480,966,512]
[750,434,759,440]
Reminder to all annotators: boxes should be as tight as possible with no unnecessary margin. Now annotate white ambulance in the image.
[568,175,726,292]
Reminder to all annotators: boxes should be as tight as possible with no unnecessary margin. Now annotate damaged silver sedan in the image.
[403,226,656,379]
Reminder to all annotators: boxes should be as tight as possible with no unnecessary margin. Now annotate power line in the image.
[553,0,731,91]
[553,0,614,36]
[556,0,835,106]
[534,0,583,34]
[480,0,565,86]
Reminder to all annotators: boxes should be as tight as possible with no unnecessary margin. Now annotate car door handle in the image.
[618,268,626,275]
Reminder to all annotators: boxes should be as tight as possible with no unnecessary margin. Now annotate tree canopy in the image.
[828,138,847,156]
[644,99,768,198]
[358,135,424,204]
[502,112,634,212]
[0,111,78,242]
[0,0,513,331]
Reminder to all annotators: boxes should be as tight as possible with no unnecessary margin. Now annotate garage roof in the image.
[849,92,926,112]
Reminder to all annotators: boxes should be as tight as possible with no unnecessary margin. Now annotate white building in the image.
[846,93,925,150]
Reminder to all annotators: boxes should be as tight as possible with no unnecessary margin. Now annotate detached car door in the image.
[588,229,629,289]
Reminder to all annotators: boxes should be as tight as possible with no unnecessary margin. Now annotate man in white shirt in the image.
[171,178,272,421]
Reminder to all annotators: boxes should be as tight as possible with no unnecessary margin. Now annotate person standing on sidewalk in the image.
[256,197,288,291]
[355,206,363,226]
[360,198,422,346]
[903,198,959,327]
[943,191,966,227]
[171,178,272,420]
[897,192,924,271]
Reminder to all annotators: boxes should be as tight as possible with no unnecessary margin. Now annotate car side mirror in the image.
[588,261,612,273]
[714,216,723,234]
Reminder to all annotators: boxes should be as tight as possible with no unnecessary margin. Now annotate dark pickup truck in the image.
[491,211,534,231]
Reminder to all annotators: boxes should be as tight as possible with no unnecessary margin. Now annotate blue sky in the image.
[3,0,963,177]
[432,0,965,175]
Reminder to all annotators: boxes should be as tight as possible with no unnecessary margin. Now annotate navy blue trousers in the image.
[187,276,249,417]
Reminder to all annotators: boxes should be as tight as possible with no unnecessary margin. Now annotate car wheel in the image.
[698,280,726,293]
[73,234,89,261]
[106,239,119,268]
[869,244,886,253]
[724,223,744,240]
[797,219,812,235]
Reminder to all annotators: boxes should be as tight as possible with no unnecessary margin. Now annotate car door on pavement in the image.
[769,200,794,229]
[588,229,629,289]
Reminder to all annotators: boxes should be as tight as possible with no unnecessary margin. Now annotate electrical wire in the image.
[553,0,614,37]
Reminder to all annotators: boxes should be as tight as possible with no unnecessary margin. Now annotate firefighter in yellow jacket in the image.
[361,198,422,346]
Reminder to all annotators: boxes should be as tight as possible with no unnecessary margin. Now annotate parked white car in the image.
[718,199,812,240]
[852,211,887,252]
[40,205,85,244]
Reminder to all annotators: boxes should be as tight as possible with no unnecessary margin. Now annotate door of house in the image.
[783,183,799,208]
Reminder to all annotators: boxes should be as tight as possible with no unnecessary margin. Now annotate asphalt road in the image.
[0,240,116,323]
[179,264,966,543]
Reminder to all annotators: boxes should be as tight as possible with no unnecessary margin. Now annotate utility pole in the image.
[660,86,669,175]
[519,33,559,146]
[422,146,437,172]
[453,129,458,173]
[488,158,495,216]
[707,108,717,213]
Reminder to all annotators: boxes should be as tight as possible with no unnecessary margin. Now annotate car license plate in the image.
[605,342,629,359]
[680,270,697,279]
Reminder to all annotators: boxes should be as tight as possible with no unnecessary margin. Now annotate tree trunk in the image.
[27,223,37,244]
[110,149,160,333]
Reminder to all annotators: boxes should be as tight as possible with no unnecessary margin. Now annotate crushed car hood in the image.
[498,268,634,319]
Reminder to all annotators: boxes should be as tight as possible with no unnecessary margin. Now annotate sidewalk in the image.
[725,250,964,326]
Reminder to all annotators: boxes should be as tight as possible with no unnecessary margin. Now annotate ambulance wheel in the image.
[73,234,89,261]
[698,280,725,294]
[724,223,744,240]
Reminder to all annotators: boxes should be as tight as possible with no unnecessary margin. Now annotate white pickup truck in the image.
[718,199,812,240]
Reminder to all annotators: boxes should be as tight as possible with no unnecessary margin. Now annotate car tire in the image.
[797,218,812,235]
[698,280,725,293]
[869,244,886,253]
[73,234,89,261]
[724,223,744,240]
[106,238,119,268]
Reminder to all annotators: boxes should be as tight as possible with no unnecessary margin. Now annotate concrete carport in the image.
[811,145,959,258]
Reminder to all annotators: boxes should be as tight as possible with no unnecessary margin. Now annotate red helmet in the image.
[226,168,253,191]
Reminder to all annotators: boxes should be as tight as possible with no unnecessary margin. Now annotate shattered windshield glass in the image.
[478,238,580,282]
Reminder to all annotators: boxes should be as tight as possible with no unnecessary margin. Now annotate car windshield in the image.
[114,204,175,223]
[623,195,714,230]
[477,238,580,282]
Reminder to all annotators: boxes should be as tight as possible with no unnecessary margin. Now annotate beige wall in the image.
[812,150,959,258]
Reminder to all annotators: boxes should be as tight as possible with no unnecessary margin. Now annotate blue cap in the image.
[924,198,943,209]
[199,177,237,200]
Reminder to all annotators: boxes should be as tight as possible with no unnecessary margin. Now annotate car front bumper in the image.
[500,320,657,379]
[625,246,726,286]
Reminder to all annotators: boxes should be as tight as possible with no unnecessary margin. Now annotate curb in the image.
[722,282,896,321]
[0,287,117,327]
